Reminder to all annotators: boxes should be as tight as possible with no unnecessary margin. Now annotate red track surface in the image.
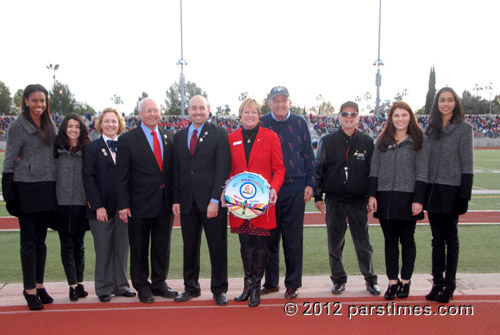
[1,296,498,334]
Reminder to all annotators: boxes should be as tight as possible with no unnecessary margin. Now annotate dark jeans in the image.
[180,204,228,294]
[128,200,173,293]
[19,211,52,289]
[428,212,459,285]
[325,198,377,285]
[265,190,304,290]
[58,231,86,285]
[379,219,417,280]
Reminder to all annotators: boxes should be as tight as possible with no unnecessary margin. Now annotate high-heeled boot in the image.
[77,284,88,298]
[24,290,44,310]
[384,280,401,300]
[234,248,253,302]
[249,249,268,307]
[425,276,444,301]
[397,281,411,298]
[36,288,53,304]
[436,284,456,303]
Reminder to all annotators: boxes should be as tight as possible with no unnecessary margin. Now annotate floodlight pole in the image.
[178,0,187,118]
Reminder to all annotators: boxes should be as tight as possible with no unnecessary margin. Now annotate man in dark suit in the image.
[116,98,178,303]
[172,95,231,306]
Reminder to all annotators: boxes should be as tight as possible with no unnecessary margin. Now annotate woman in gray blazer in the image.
[53,114,90,301]
[2,84,57,310]
[368,101,429,300]
[424,87,474,303]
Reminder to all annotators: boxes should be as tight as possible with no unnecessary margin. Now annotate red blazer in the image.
[227,126,285,230]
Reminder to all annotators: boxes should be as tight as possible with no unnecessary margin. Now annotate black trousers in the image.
[428,212,459,285]
[128,201,174,293]
[379,219,416,280]
[58,231,86,285]
[180,204,228,294]
[19,211,52,289]
[265,190,304,290]
[239,233,267,252]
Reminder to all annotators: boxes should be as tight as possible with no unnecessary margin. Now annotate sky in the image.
[1,0,498,116]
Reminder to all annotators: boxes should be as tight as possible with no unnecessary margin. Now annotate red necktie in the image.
[190,129,198,155]
[152,130,162,171]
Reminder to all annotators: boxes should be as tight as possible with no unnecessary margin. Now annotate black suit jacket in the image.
[116,125,174,218]
[82,137,118,219]
[173,122,231,215]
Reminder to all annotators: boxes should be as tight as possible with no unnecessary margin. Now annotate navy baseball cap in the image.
[268,86,290,100]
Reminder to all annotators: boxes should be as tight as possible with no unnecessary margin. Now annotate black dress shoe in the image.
[285,288,298,300]
[36,288,54,304]
[152,287,178,298]
[138,290,155,303]
[366,283,381,295]
[331,282,346,294]
[213,293,228,306]
[116,290,137,298]
[260,285,279,295]
[24,290,44,310]
[98,295,111,302]
[174,290,201,302]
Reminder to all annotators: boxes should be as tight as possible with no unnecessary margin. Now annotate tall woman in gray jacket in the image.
[368,102,429,300]
[1,84,57,310]
[53,114,90,301]
[424,87,473,303]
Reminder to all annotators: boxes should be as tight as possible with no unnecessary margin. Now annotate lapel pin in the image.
[101,148,108,156]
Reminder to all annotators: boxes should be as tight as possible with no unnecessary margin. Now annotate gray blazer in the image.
[55,148,86,206]
[3,114,56,182]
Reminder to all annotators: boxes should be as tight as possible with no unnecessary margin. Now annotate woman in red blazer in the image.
[223,98,285,307]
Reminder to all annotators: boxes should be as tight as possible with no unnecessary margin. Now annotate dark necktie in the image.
[151,130,162,171]
[106,139,118,153]
[190,129,198,156]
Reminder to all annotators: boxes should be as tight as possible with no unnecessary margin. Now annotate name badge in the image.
[233,141,242,146]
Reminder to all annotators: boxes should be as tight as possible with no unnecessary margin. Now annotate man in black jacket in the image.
[314,101,380,295]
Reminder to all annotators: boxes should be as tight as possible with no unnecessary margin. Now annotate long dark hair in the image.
[55,114,90,152]
[425,87,465,139]
[377,101,423,152]
[22,84,55,145]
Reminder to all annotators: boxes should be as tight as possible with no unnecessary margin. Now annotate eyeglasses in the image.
[340,112,358,117]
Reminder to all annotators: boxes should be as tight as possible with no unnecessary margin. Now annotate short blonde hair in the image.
[238,98,261,120]
[96,107,126,135]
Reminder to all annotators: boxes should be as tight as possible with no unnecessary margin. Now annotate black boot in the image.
[384,280,401,300]
[397,281,411,298]
[234,248,253,302]
[77,284,88,298]
[24,290,44,310]
[36,288,53,304]
[437,282,456,303]
[249,249,268,307]
[69,287,79,301]
[426,276,444,301]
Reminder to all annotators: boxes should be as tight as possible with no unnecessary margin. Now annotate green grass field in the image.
[0,149,499,283]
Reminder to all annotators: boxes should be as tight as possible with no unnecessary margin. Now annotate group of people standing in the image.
[315,87,473,303]
[2,83,472,311]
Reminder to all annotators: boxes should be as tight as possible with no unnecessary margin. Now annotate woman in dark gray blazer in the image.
[2,84,57,310]
[424,87,474,303]
[53,114,90,301]
[368,101,429,300]
[83,108,135,302]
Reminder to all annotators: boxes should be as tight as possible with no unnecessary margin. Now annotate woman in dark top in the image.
[368,102,429,300]
[222,98,285,307]
[424,87,474,303]
[53,114,90,301]
[2,84,57,310]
